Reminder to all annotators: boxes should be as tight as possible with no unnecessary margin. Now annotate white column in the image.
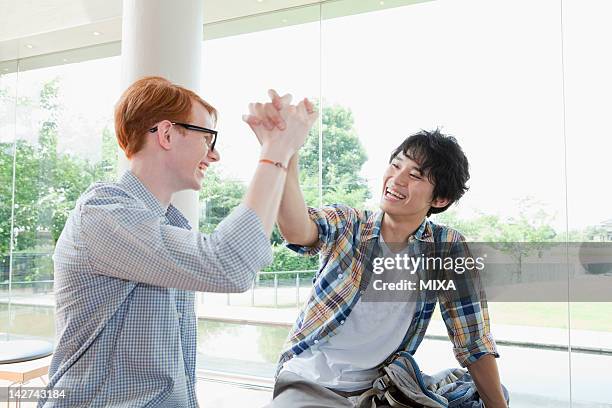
[119,0,203,227]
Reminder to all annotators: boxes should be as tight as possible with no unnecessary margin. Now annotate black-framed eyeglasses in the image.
[149,122,218,151]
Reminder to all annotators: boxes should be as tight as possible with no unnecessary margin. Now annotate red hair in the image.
[114,76,217,158]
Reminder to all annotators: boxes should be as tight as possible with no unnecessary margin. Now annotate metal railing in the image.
[1,270,318,309]
[213,269,317,308]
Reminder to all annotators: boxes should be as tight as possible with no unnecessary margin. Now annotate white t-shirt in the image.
[281,234,420,392]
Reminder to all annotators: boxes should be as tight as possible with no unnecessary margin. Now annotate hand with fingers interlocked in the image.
[243,89,317,167]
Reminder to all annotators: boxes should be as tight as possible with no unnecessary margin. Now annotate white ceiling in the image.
[0,0,329,41]
[0,0,423,63]
[0,0,123,42]
[0,0,327,62]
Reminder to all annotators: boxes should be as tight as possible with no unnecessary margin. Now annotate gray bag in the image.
[353,351,509,408]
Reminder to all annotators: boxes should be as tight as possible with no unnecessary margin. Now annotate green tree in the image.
[35,78,61,242]
[435,198,557,282]
[11,140,43,252]
[0,77,118,283]
[199,167,246,233]
[0,142,16,255]
[299,102,370,208]
[264,245,318,273]
[1,87,371,280]
[96,125,119,181]
[197,102,369,275]
[435,198,557,242]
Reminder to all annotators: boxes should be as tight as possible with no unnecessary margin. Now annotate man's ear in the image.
[431,197,450,209]
[153,121,173,151]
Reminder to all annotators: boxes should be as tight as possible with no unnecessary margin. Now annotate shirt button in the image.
[340,320,345,325]
[314,339,319,344]
[338,274,343,279]
[176,312,182,319]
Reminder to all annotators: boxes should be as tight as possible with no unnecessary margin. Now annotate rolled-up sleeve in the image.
[438,237,499,367]
[80,194,272,292]
[453,331,498,367]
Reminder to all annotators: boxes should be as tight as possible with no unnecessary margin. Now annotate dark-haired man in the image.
[245,94,508,408]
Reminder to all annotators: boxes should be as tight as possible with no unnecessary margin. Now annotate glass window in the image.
[321,0,571,405]
[0,61,18,341]
[2,1,611,406]
[5,55,120,342]
[564,0,612,406]
[197,5,321,377]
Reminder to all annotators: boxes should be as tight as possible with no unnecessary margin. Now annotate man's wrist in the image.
[288,154,299,174]
[260,145,291,167]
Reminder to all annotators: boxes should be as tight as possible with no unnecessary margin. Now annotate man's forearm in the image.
[277,154,318,245]
[467,354,507,408]
[243,145,290,237]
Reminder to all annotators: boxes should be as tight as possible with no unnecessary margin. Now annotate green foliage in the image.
[12,250,54,283]
[434,198,557,242]
[198,102,370,272]
[263,245,319,273]
[0,78,118,283]
[198,168,247,233]
[0,143,14,254]
[7,140,43,252]
[5,78,604,285]
[299,102,370,208]
[198,168,319,275]
[434,198,560,281]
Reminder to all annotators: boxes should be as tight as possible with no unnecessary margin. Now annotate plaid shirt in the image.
[41,170,272,407]
[277,204,498,376]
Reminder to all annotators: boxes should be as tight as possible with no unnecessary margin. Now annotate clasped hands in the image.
[243,90,317,166]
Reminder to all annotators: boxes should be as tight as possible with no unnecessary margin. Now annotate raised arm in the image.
[243,91,318,246]
[75,98,316,293]
[242,96,317,237]
[77,191,271,293]
[276,154,318,246]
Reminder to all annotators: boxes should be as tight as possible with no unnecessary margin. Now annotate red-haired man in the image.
[40,77,317,407]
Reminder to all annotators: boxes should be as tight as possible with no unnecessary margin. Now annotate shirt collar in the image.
[364,210,384,241]
[413,217,434,242]
[118,170,168,218]
[365,210,434,243]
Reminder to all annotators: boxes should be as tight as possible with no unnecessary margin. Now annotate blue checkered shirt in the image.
[39,170,272,407]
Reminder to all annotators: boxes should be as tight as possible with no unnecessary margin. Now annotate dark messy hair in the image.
[389,129,470,216]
